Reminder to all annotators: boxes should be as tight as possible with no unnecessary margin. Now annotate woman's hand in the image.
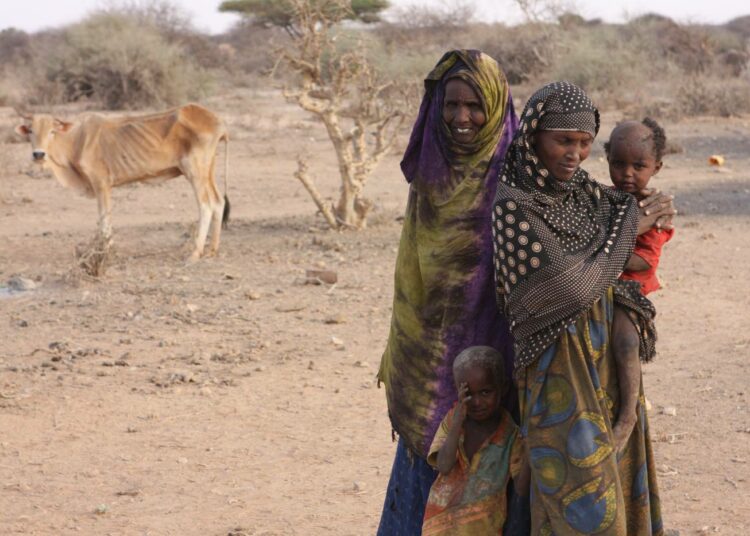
[637,188,676,234]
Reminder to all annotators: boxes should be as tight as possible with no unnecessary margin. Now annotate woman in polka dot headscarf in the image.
[493,81,673,535]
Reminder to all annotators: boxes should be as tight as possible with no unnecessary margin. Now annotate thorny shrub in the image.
[46,13,211,109]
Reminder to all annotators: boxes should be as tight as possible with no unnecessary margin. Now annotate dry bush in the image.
[474,23,560,85]
[0,28,32,66]
[0,30,63,106]
[222,21,290,76]
[626,14,713,74]
[726,15,750,38]
[98,1,235,71]
[46,12,211,109]
[75,234,114,278]
[377,1,476,52]
[0,28,34,106]
[548,27,652,96]
[674,76,750,118]
[96,0,195,37]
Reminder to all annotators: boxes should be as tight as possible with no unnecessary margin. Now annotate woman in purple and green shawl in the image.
[376,50,520,534]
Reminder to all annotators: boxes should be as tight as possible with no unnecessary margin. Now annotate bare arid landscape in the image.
[1,88,749,535]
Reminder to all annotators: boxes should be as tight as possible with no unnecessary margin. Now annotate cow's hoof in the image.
[204,249,218,258]
[185,251,201,265]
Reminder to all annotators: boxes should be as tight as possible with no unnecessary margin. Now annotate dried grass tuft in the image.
[75,234,114,278]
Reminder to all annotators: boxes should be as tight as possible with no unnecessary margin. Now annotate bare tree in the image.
[222,0,404,229]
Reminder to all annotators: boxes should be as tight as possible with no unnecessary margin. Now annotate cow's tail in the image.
[221,132,230,229]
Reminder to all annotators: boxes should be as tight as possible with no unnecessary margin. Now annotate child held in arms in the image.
[606,117,675,452]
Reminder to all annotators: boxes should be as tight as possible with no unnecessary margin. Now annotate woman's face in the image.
[442,78,486,144]
[533,130,593,181]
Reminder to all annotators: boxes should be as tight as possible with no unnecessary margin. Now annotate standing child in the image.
[605,117,675,451]
[422,346,529,535]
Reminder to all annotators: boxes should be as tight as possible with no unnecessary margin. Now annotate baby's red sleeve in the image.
[633,228,674,268]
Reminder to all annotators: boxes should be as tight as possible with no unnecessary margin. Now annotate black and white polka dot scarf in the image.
[492,81,656,372]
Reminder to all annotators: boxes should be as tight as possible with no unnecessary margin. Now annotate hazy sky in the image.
[2,0,747,35]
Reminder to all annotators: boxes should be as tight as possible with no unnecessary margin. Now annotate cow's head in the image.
[15,113,73,164]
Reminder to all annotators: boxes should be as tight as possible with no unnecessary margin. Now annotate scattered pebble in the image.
[305,269,338,285]
[661,406,677,417]
[94,504,108,515]
[324,314,346,324]
[275,304,306,313]
[7,276,37,291]
[168,370,194,383]
[115,488,141,497]
[227,528,252,536]
[657,464,679,476]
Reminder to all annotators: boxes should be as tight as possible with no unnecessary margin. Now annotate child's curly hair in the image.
[453,346,508,396]
[604,117,667,161]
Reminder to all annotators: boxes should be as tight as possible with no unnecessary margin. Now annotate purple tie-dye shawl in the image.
[378,50,519,457]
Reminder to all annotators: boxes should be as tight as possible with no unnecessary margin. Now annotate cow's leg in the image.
[184,162,213,263]
[96,187,113,242]
[206,156,225,257]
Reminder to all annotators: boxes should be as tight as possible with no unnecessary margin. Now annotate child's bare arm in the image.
[436,383,469,475]
[624,253,651,272]
[514,438,531,497]
[611,306,641,452]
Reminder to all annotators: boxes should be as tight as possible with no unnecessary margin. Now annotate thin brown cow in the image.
[15,104,229,262]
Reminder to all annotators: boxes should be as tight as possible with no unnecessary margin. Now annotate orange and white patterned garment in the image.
[422,407,523,535]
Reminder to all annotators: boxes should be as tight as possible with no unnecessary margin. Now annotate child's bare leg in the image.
[611,305,641,452]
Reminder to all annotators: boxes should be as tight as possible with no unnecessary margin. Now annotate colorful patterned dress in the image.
[423,407,523,535]
[518,290,662,535]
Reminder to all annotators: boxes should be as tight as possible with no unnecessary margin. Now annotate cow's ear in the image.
[14,124,31,138]
[54,119,73,133]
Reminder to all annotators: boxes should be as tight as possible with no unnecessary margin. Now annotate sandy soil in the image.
[1,89,749,535]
